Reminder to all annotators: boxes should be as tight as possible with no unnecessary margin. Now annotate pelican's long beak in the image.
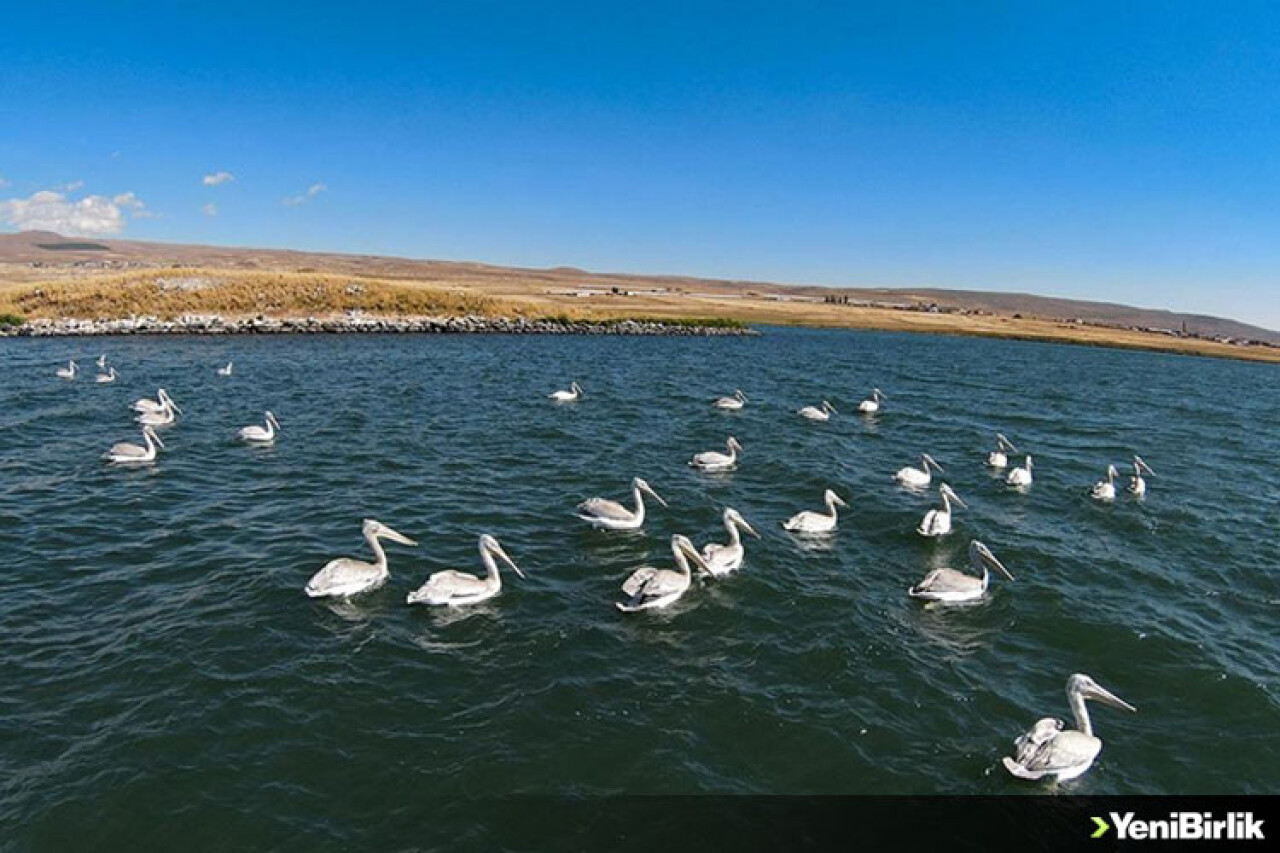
[1088,683,1137,713]
[677,537,712,574]
[151,430,166,449]
[833,494,849,508]
[642,484,669,508]
[983,550,1015,582]
[493,543,525,579]
[380,526,418,547]
[740,518,761,538]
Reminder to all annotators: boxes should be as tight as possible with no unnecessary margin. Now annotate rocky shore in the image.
[1,314,758,338]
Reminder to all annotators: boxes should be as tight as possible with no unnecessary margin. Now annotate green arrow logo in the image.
[1091,816,1111,839]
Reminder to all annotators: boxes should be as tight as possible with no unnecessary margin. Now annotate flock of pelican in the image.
[65,361,1153,783]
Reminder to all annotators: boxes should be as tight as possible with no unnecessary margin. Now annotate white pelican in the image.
[549,381,583,402]
[713,389,747,410]
[136,398,178,426]
[690,436,742,472]
[217,361,233,376]
[918,483,967,537]
[406,534,524,607]
[895,453,943,488]
[132,388,180,414]
[96,354,107,369]
[575,477,668,531]
[239,411,280,443]
[783,489,848,533]
[1128,455,1155,498]
[616,534,709,612]
[698,508,760,575]
[56,360,78,380]
[1002,673,1137,782]
[908,540,1012,602]
[104,424,164,465]
[798,400,837,421]
[987,433,1018,468]
[304,519,418,598]
[1090,465,1119,502]
[858,388,886,413]
[1007,455,1034,488]
[95,367,118,384]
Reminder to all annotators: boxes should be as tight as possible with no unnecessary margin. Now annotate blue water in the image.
[1,328,1277,847]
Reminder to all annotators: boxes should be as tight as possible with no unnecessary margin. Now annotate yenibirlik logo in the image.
[1091,812,1265,841]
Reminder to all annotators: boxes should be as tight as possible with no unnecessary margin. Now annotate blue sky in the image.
[2,1,1278,329]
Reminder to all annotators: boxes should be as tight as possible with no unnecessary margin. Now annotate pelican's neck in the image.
[263,417,275,439]
[1068,688,1093,736]
[825,495,840,521]
[724,516,742,546]
[479,543,501,586]
[672,545,692,579]
[725,442,737,463]
[940,492,952,513]
[366,532,389,572]
[630,485,647,523]
[142,431,155,452]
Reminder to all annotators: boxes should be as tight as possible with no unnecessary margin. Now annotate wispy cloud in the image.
[283,182,326,206]
[0,188,150,236]
[57,179,85,192]
[0,175,9,189]
[202,170,235,187]
[203,202,218,217]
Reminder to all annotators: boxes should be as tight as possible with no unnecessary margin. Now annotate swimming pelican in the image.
[987,433,1019,468]
[136,397,178,426]
[1128,455,1155,497]
[549,382,583,402]
[1090,465,1119,502]
[406,534,525,607]
[858,388,886,413]
[698,508,760,575]
[1007,455,1034,488]
[96,354,107,369]
[56,360,77,380]
[798,400,837,421]
[132,389,180,414]
[783,489,848,533]
[908,540,1012,602]
[239,411,280,443]
[895,453,943,488]
[918,483,967,537]
[713,389,747,410]
[95,367,118,384]
[304,519,418,598]
[1002,673,1137,782]
[217,361,233,376]
[615,534,709,612]
[575,477,668,530]
[689,436,742,471]
[103,424,164,465]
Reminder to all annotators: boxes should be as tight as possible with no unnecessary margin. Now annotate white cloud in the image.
[58,179,85,192]
[203,202,218,217]
[0,188,151,236]
[283,182,326,206]
[203,170,235,187]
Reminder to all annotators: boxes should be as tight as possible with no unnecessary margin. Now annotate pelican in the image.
[549,381,583,402]
[575,477,668,530]
[1002,674,1137,782]
[132,388,180,414]
[918,483,967,537]
[56,360,77,380]
[95,367,118,384]
[136,397,178,426]
[1007,455,1034,488]
[406,535,524,607]
[239,411,280,443]
[1128,455,1155,498]
[798,400,837,421]
[987,433,1018,468]
[690,436,742,471]
[908,540,1012,602]
[616,534,710,612]
[895,453,943,488]
[304,519,418,598]
[1090,465,1119,502]
[217,361,233,376]
[698,508,760,575]
[104,424,164,465]
[96,354,107,369]
[713,389,747,410]
[783,489,848,533]
[858,388,886,413]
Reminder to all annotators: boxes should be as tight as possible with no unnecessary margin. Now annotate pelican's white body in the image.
[713,390,746,410]
[908,540,1011,603]
[987,433,1018,469]
[550,382,583,402]
[698,508,759,575]
[96,367,117,384]
[1091,465,1118,502]
[407,535,523,607]
[57,360,78,380]
[918,484,965,537]
[1003,674,1137,782]
[305,520,417,598]
[690,436,741,472]
[218,362,233,376]
[858,388,885,413]
[798,400,836,421]
[1007,455,1034,488]
[616,535,707,612]
[576,477,667,531]
[783,489,847,533]
[239,411,279,443]
[1128,455,1155,498]
[133,389,177,414]
[104,425,163,465]
[896,454,942,489]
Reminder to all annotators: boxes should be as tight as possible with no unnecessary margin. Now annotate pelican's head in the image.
[968,540,1013,581]
[266,411,280,430]
[996,433,1018,452]
[671,534,711,573]
[872,388,885,402]
[1024,455,1034,470]
[1134,455,1155,476]
[735,389,747,402]
[725,507,760,538]
[922,453,943,473]
[633,477,668,508]
[70,359,78,369]
[363,519,418,547]
[822,399,837,414]
[158,389,182,414]
[572,382,583,395]
[480,533,524,578]
[143,425,165,449]
[939,483,967,509]
[727,436,743,454]
[1067,674,1137,714]
[823,488,848,509]
[1106,464,1118,480]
